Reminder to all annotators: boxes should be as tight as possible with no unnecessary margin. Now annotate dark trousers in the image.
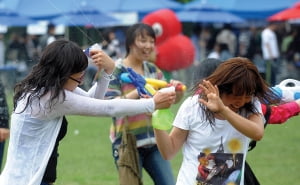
[244,161,260,185]
[265,58,279,86]
[41,116,68,184]
[0,141,5,171]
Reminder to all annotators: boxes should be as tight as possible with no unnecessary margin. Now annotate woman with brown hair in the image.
[153,57,280,185]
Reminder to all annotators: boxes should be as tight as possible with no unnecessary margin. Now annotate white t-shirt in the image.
[0,72,155,185]
[173,96,262,185]
[261,28,279,60]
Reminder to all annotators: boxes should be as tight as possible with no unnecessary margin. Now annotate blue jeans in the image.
[113,144,175,185]
[0,141,5,170]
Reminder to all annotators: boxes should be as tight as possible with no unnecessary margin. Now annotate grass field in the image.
[2,94,300,185]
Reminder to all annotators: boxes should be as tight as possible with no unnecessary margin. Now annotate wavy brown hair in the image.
[192,57,280,126]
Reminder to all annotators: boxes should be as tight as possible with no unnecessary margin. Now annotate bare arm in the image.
[218,107,264,141]
[154,126,188,160]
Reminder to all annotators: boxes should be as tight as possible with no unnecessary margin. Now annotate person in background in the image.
[216,24,237,56]
[153,57,281,185]
[101,28,122,60]
[39,23,56,51]
[0,81,9,172]
[261,22,281,86]
[106,23,184,185]
[0,34,5,67]
[207,43,233,61]
[0,39,175,185]
[84,28,122,89]
[25,34,41,69]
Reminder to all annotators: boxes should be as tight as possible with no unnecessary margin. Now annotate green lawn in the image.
[56,111,300,185]
[2,94,300,185]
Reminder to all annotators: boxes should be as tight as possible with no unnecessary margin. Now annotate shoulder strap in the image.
[264,105,272,126]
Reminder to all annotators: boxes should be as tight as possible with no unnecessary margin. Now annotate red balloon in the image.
[143,9,195,71]
[156,35,195,71]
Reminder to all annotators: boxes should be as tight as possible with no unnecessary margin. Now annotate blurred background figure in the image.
[0,80,9,172]
[0,34,5,67]
[216,23,237,56]
[83,28,122,90]
[261,22,280,86]
[39,23,56,51]
[101,28,122,60]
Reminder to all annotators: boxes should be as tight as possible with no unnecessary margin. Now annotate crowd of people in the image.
[0,20,299,185]
[191,22,300,86]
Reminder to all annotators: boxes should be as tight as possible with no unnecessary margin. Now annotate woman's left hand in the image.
[198,80,226,113]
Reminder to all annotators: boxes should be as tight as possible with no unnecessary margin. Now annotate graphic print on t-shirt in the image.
[196,137,243,185]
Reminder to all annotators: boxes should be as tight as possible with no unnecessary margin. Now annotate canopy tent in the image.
[2,0,182,25]
[2,0,76,19]
[176,9,245,23]
[184,0,300,20]
[268,2,300,21]
[177,2,245,24]
[2,0,182,20]
[52,7,122,27]
[0,8,35,26]
[95,0,182,13]
[95,0,183,21]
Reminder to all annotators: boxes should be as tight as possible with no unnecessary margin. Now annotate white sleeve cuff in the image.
[102,71,115,81]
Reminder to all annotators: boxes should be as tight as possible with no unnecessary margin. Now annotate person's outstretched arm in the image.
[264,99,300,124]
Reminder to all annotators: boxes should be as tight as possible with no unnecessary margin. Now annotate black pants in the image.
[41,116,68,184]
[244,161,260,185]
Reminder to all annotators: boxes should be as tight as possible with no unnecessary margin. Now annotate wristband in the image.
[102,72,115,80]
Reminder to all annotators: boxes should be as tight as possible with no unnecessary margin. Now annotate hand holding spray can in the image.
[84,43,103,83]
[84,43,102,58]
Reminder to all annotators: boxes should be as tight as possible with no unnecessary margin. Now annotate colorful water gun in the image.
[121,68,177,130]
[120,70,186,95]
[271,79,300,103]
[121,68,156,96]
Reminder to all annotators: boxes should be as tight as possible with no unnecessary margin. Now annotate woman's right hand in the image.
[90,50,115,74]
[153,91,176,110]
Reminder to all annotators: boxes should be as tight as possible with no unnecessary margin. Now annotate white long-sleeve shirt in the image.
[0,72,155,185]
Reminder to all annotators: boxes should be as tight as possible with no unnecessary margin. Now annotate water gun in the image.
[84,43,102,57]
[152,86,175,130]
[121,68,176,130]
[271,79,300,103]
[120,70,186,95]
[146,78,186,91]
[120,68,156,96]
